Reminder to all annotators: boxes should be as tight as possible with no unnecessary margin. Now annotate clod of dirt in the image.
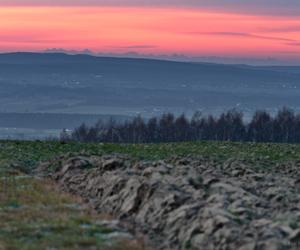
[39,155,300,250]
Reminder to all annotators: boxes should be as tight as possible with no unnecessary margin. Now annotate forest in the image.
[61,108,300,144]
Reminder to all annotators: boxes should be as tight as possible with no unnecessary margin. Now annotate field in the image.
[1,140,300,249]
[0,140,300,172]
[0,175,143,250]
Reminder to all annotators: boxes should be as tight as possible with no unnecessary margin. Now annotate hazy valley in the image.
[1,52,300,116]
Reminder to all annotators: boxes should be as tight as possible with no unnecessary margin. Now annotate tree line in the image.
[61,108,300,143]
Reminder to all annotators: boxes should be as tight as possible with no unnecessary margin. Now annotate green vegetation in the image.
[0,140,299,172]
[0,171,143,250]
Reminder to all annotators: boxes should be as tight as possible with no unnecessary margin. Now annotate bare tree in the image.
[66,108,300,144]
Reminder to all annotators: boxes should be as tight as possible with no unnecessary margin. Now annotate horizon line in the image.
[0,49,299,66]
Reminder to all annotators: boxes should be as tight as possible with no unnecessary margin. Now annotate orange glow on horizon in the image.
[0,6,300,59]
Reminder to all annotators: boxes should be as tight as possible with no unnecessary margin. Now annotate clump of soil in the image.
[39,155,300,250]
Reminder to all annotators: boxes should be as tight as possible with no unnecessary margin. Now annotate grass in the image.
[0,140,299,173]
[0,171,144,250]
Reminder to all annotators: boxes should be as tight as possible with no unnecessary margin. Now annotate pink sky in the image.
[1,6,300,61]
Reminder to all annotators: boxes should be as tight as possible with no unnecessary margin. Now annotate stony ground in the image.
[38,154,300,250]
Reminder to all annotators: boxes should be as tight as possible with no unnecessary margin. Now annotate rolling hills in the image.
[0,52,300,118]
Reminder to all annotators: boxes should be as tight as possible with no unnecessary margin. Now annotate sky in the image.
[1,0,300,63]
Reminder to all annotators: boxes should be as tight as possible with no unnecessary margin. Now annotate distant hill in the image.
[0,52,300,118]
